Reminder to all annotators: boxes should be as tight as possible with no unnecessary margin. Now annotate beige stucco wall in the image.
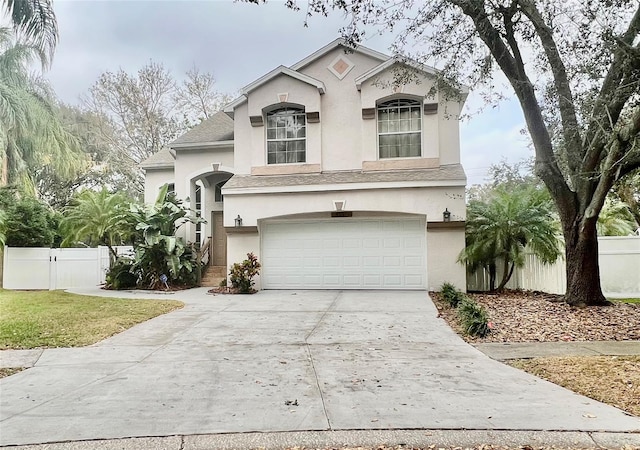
[173,147,234,200]
[438,100,463,165]
[223,185,466,228]
[233,47,464,174]
[242,75,322,173]
[427,228,467,291]
[299,49,382,171]
[143,168,174,204]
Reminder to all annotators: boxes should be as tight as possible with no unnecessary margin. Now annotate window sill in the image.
[251,164,322,176]
[362,158,439,172]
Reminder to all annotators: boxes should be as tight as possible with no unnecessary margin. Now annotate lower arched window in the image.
[377,98,422,158]
[266,107,306,164]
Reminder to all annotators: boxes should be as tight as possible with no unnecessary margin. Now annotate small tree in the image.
[0,188,59,247]
[459,186,562,291]
[229,253,261,294]
[59,188,137,262]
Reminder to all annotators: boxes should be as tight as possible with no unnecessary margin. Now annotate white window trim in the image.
[377,98,423,160]
[266,107,307,165]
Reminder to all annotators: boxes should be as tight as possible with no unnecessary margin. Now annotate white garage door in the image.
[261,218,426,289]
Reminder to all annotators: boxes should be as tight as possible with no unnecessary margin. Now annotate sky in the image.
[33,0,533,185]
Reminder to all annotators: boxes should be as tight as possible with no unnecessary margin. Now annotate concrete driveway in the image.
[1,289,638,446]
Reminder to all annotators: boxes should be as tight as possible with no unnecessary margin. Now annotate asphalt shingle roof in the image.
[224,164,466,189]
[171,111,234,146]
[140,147,175,170]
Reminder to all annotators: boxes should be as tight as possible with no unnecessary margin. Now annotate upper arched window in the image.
[266,107,306,164]
[377,98,422,158]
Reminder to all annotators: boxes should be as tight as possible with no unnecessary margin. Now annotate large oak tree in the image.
[256,0,640,306]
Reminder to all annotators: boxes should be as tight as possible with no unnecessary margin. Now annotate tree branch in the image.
[450,0,572,205]
[582,5,640,173]
[517,0,583,181]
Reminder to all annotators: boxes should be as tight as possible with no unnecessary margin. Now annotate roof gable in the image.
[290,38,388,71]
[242,65,326,95]
[355,57,470,98]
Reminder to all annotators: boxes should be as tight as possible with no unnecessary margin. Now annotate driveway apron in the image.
[1,290,638,446]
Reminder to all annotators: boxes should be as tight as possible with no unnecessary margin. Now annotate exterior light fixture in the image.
[443,208,451,222]
[333,200,346,211]
[234,215,243,227]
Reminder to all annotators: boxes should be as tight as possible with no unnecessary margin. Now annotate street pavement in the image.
[1,289,639,448]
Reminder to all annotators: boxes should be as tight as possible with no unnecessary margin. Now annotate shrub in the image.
[457,298,491,337]
[229,252,261,294]
[105,257,137,290]
[440,282,465,308]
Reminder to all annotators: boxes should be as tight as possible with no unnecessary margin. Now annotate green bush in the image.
[229,252,261,294]
[440,282,465,308]
[457,298,491,337]
[105,257,137,290]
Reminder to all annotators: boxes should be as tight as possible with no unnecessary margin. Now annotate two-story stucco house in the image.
[141,39,468,291]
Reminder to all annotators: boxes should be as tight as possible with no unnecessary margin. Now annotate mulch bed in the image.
[431,290,640,343]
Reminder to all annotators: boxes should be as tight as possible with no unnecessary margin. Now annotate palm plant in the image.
[59,188,136,261]
[129,184,205,289]
[459,186,562,291]
[596,199,636,236]
[0,29,84,195]
[2,0,58,65]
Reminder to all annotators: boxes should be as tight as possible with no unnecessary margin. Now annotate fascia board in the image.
[223,95,247,114]
[171,140,234,150]
[241,65,326,95]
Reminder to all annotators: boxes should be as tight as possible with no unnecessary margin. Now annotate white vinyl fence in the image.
[2,246,132,290]
[467,236,640,297]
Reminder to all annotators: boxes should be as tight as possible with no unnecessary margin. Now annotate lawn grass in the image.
[0,290,183,350]
[510,356,640,416]
[611,297,640,304]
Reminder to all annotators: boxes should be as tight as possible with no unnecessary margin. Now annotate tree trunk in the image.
[563,219,609,307]
[497,260,515,291]
[488,263,497,291]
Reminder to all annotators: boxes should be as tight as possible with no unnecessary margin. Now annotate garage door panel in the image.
[363,239,381,248]
[384,237,402,248]
[323,239,340,249]
[383,256,401,266]
[262,218,426,290]
[343,256,360,267]
[404,256,424,267]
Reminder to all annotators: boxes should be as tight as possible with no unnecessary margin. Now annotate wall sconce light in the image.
[333,200,346,211]
[443,208,451,222]
[234,215,243,227]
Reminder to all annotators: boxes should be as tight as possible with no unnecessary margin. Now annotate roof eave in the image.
[141,162,175,170]
[171,140,234,150]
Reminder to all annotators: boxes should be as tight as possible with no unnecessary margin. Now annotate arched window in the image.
[266,107,306,164]
[377,98,422,158]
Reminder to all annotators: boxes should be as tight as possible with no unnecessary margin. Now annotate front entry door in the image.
[211,211,227,266]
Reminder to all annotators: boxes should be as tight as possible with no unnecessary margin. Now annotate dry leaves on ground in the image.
[510,356,640,417]
[431,291,640,342]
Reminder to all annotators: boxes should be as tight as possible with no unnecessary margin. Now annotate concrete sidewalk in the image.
[474,340,640,360]
[5,429,640,450]
[1,289,639,448]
